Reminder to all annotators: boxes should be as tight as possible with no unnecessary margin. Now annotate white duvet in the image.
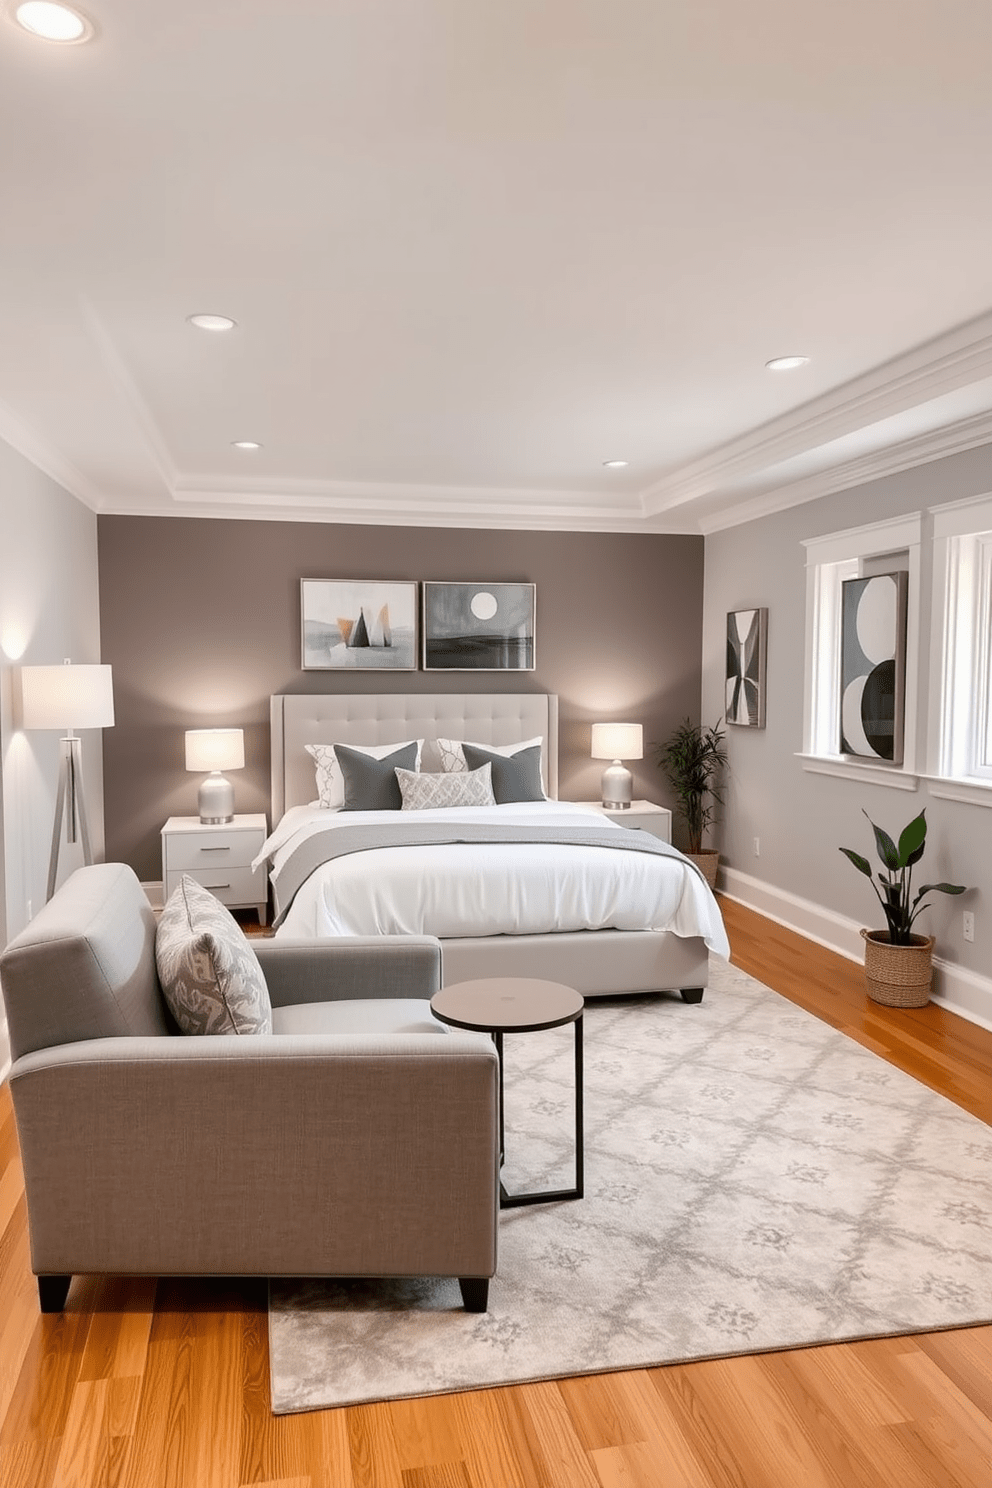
[257,800,730,956]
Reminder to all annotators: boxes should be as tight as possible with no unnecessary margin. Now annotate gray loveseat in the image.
[1,863,499,1313]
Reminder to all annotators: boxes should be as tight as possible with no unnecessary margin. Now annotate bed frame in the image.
[270,692,709,1000]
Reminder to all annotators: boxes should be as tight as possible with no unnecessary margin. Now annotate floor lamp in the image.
[20,661,115,901]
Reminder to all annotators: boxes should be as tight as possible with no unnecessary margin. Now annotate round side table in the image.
[431,977,584,1207]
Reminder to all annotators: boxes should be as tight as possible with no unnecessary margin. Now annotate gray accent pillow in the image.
[337,741,419,811]
[395,763,495,810]
[155,875,272,1035]
[461,742,546,804]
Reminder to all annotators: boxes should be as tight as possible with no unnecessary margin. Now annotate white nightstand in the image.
[161,813,268,923]
[570,799,673,843]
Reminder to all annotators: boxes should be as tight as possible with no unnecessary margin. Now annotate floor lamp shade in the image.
[19,662,115,902]
[591,721,643,809]
[20,664,115,731]
[185,728,245,823]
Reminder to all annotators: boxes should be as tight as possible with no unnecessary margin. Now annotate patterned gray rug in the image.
[268,960,992,1414]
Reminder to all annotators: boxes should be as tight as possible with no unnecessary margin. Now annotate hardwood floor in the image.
[2,896,991,1487]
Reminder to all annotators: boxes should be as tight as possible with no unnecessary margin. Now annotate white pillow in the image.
[436,735,544,774]
[396,763,495,811]
[306,739,424,809]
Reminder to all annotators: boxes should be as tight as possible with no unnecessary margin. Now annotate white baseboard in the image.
[720,865,992,1034]
[0,1016,9,1086]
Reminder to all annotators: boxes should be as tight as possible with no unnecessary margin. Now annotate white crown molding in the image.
[697,406,992,535]
[167,475,673,533]
[0,395,105,511]
[643,310,992,517]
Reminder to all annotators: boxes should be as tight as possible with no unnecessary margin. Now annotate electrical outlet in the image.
[753,837,760,857]
[963,911,975,943]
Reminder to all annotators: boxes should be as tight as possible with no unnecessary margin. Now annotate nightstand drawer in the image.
[165,865,264,904]
[165,832,259,870]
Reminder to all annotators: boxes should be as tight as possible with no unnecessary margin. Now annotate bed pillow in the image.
[155,875,272,1036]
[436,734,543,774]
[395,763,495,811]
[306,739,424,808]
[337,741,420,811]
[461,742,546,805]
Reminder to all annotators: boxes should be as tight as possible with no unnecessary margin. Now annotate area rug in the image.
[268,960,992,1413]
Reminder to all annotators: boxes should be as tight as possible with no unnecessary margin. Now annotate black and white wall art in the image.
[726,608,767,727]
[423,581,536,670]
[301,579,417,670]
[839,572,908,762]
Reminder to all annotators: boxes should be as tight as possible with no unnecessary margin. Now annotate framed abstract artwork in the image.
[422,581,536,671]
[839,571,908,762]
[300,579,418,670]
[726,608,767,728]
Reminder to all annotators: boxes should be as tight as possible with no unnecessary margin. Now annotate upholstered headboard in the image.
[270,692,559,819]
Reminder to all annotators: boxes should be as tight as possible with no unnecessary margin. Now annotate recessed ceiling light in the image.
[602,459,629,469]
[187,313,236,332]
[13,2,92,42]
[765,355,810,371]
[232,441,262,450]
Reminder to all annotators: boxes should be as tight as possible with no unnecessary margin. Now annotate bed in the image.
[264,692,729,1000]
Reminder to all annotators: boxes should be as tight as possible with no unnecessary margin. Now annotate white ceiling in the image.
[3,0,992,534]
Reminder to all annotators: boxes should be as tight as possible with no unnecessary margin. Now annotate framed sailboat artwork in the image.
[301,579,418,671]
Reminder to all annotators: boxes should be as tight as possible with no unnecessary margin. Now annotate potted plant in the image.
[840,808,967,1007]
[652,718,728,888]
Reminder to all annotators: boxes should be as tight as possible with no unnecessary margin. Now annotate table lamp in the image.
[591,721,643,809]
[185,728,245,823]
[20,660,115,900]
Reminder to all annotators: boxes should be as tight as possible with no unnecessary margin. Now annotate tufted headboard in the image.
[270,692,559,819]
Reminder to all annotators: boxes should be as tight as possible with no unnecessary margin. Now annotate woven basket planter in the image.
[860,928,935,1008]
[688,851,720,890]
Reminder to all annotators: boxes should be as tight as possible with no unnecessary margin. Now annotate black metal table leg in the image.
[500,1013,584,1207]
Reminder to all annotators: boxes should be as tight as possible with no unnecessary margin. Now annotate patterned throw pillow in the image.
[395,763,495,811]
[306,739,424,808]
[155,876,272,1035]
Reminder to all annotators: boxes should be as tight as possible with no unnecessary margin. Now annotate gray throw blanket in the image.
[269,819,701,928]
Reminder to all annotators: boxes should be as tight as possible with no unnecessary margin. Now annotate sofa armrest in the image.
[10,1031,498,1281]
[251,935,442,1007]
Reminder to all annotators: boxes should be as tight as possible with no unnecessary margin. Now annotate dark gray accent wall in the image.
[98,517,704,879]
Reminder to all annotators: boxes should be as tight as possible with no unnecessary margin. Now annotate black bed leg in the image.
[38,1275,71,1313]
[680,987,705,1004]
[459,1277,490,1312]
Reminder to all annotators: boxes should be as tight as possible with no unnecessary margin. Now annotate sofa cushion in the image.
[272,998,450,1037]
[156,876,272,1035]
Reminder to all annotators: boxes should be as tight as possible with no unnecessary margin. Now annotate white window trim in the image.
[799,513,921,790]
[926,491,992,805]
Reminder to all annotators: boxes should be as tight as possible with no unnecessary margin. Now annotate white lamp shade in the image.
[591,722,643,761]
[21,663,115,730]
[185,728,245,772]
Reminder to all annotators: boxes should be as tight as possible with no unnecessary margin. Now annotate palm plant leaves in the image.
[839,808,967,945]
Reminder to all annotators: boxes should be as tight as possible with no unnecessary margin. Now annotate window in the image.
[800,513,922,789]
[927,494,992,805]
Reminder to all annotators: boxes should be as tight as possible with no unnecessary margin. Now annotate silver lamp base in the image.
[600,760,633,809]
[198,771,234,825]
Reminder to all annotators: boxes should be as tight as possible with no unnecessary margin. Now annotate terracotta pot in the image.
[687,850,719,890]
[860,928,935,1008]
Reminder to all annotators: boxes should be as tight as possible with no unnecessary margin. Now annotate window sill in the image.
[922,775,992,808]
[796,753,920,791]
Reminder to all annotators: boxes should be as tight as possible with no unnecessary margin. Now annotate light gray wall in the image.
[98,516,705,879]
[703,445,992,981]
[0,436,104,1074]
[0,438,105,941]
